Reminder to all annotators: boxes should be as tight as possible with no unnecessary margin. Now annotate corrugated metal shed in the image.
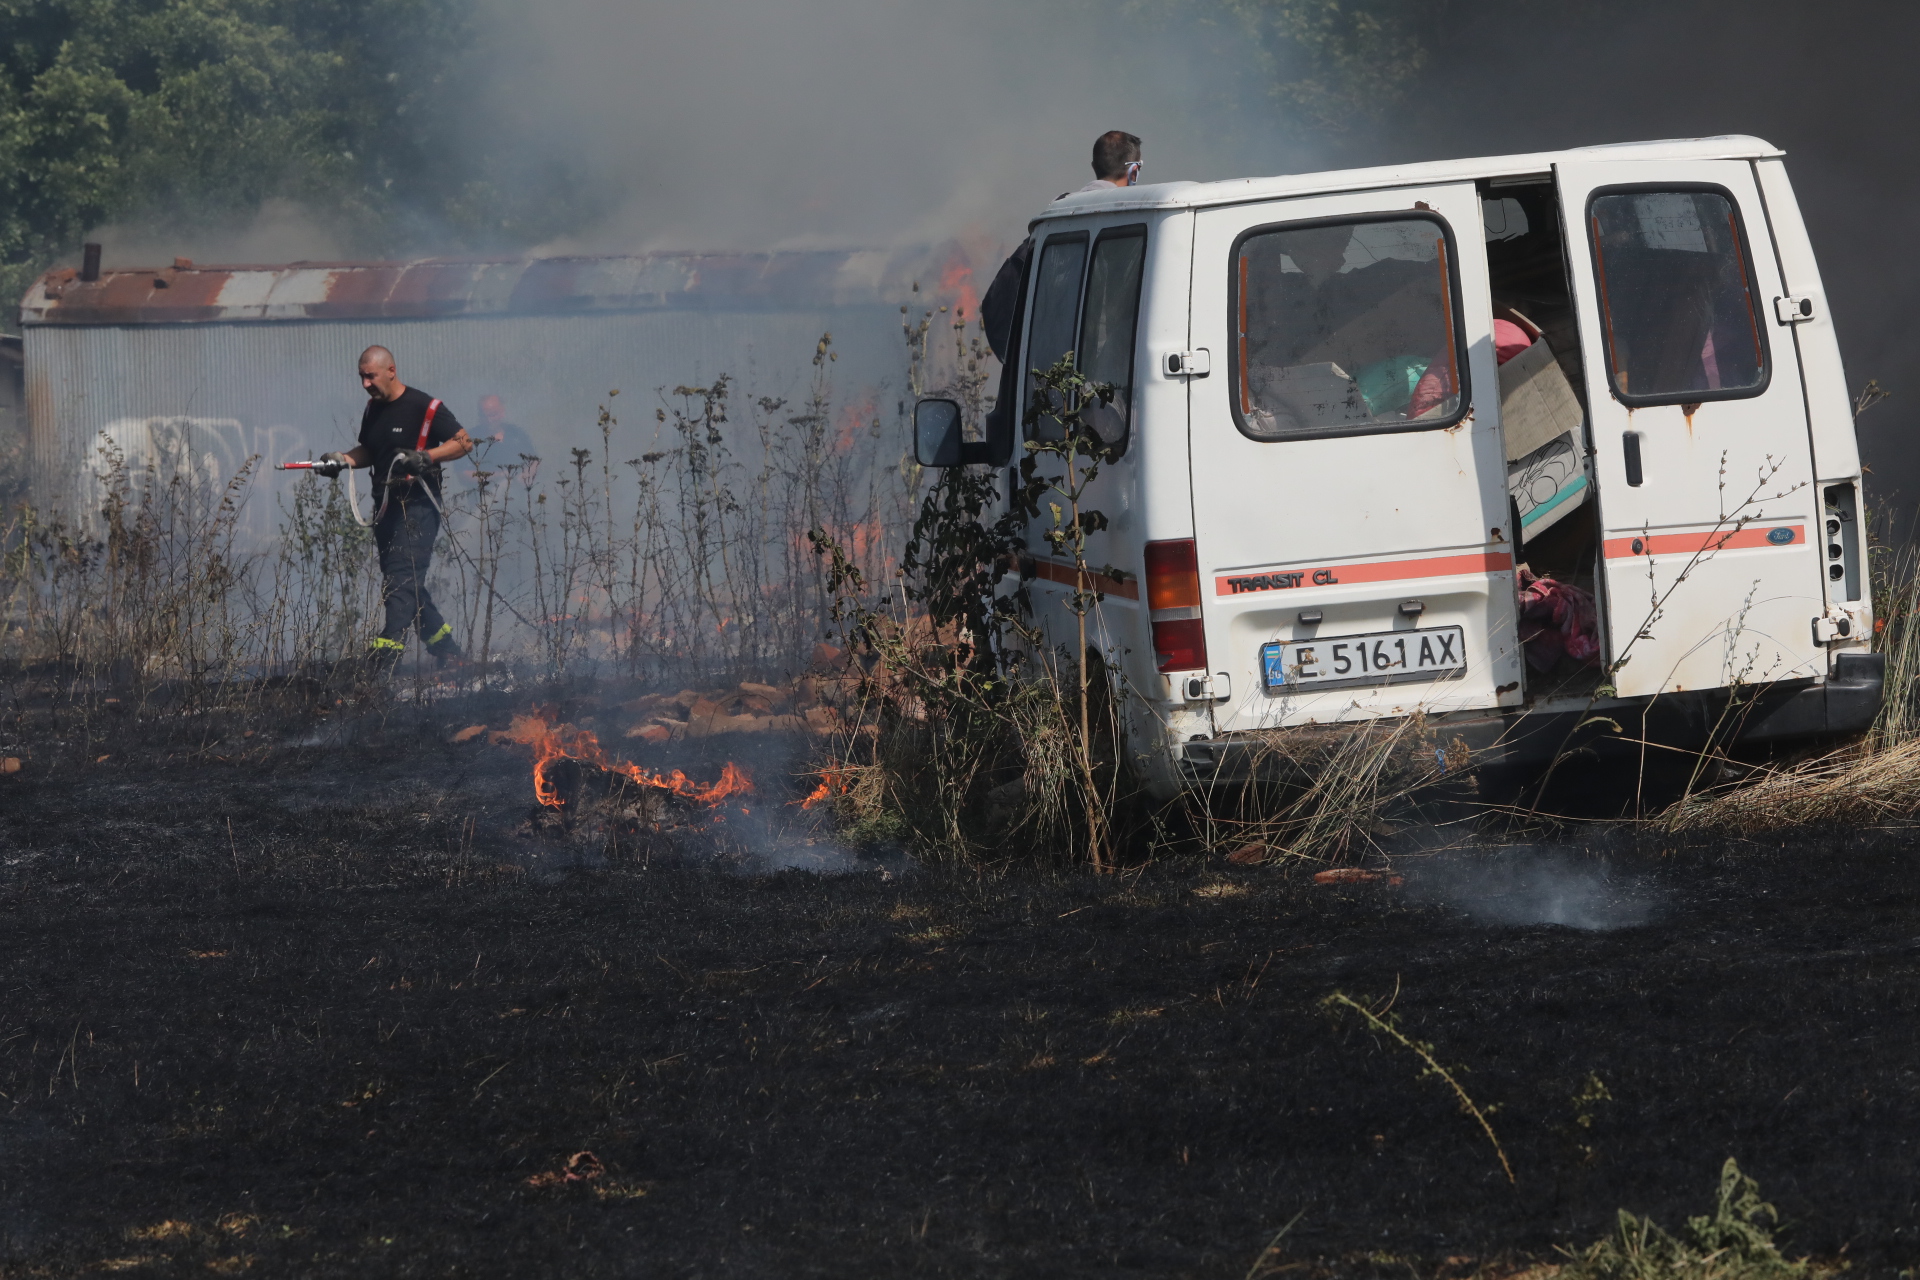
[18,249,962,531]
[20,251,904,325]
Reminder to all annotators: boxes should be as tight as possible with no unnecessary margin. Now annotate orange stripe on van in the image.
[1214,550,1513,597]
[1601,525,1805,559]
[1026,556,1141,600]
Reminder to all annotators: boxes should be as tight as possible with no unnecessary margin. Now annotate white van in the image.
[915,136,1882,797]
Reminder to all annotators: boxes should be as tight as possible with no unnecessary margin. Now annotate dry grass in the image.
[1662,738,1920,832]
[0,335,915,739]
[1322,988,1515,1186]
[1659,523,1920,834]
[1865,538,1920,751]
[1196,713,1470,865]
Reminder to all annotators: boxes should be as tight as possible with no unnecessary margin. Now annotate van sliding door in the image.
[1186,183,1523,733]
[1554,160,1824,698]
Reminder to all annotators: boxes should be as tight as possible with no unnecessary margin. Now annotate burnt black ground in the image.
[1,723,1917,1277]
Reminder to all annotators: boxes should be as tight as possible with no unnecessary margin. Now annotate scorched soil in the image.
[0,727,1914,1277]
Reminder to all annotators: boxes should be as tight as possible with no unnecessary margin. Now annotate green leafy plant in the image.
[0,0,522,299]
[1010,352,1129,869]
[1560,1159,1823,1280]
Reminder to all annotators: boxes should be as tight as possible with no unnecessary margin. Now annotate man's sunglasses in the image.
[1124,160,1142,186]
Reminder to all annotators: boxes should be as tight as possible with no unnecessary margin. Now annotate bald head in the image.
[358,345,404,402]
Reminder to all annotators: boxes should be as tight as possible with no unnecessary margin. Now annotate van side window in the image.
[1075,226,1147,453]
[1024,233,1088,440]
[1588,188,1768,404]
[1230,215,1467,441]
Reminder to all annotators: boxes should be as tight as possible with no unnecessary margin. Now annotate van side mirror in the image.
[914,398,964,467]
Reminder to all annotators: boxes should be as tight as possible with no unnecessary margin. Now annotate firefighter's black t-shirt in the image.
[358,386,463,498]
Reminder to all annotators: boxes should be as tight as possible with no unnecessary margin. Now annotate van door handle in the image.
[1774,295,1816,324]
[1622,432,1644,486]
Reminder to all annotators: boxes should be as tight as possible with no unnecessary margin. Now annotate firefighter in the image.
[313,345,474,671]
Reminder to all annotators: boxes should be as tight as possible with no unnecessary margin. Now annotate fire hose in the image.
[274,454,549,638]
[276,454,442,528]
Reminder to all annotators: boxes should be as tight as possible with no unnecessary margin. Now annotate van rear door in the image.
[1187,183,1523,731]
[1553,159,1825,697]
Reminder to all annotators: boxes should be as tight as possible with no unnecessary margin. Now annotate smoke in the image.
[1348,0,1920,520]
[1406,849,1660,932]
[469,0,1310,257]
[85,0,1313,269]
[75,1,1920,502]
[87,199,352,272]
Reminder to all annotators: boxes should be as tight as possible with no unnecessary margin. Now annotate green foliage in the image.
[1013,352,1122,605]
[1562,1159,1823,1280]
[0,0,587,302]
[803,355,1143,866]
[899,462,1017,677]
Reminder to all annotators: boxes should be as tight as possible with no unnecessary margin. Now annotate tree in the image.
[0,0,582,304]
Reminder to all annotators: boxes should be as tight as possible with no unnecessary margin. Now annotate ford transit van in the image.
[915,137,1882,797]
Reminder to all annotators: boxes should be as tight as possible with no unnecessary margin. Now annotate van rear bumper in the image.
[1178,652,1884,782]
[1733,651,1884,743]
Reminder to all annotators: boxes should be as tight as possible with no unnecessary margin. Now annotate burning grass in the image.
[500,709,754,810]
[0,341,1913,1279]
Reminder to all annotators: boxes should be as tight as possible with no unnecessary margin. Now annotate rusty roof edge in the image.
[19,248,941,326]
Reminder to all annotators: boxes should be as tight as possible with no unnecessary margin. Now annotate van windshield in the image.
[1233,216,1464,440]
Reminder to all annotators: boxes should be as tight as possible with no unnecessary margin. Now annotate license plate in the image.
[1261,625,1467,691]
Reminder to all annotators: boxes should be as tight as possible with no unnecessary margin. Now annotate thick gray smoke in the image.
[85,0,1321,273]
[470,0,1312,256]
[84,1,1920,507]
[472,0,1920,514]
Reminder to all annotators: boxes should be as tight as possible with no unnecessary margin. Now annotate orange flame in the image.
[503,710,753,809]
[940,255,980,323]
[794,766,856,810]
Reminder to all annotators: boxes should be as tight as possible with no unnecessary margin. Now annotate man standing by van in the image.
[983,131,1144,363]
[313,345,474,671]
[980,131,1143,451]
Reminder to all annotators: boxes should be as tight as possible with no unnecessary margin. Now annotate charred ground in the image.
[0,715,1916,1277]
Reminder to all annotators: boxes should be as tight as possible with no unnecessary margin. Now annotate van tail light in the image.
[1145,538,1208,673]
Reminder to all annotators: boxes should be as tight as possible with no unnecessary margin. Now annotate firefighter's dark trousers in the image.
[372,496,452,654]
